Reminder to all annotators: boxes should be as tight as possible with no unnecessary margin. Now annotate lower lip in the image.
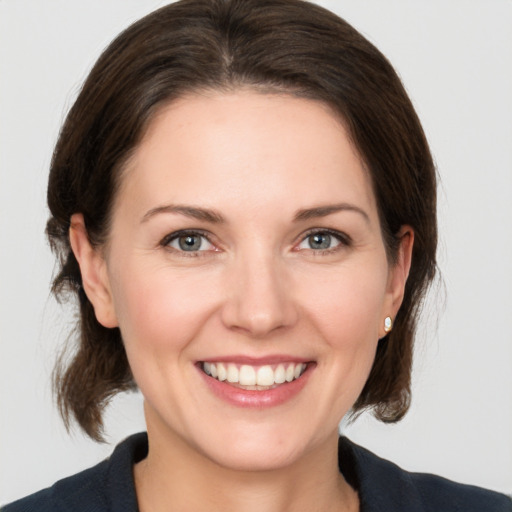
[198,364,314,408]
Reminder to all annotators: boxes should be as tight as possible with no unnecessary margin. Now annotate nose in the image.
[220,252,298,338]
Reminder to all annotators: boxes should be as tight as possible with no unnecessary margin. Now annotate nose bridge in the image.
[221,242,297,337]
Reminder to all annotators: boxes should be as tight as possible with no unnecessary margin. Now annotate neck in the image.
[134,415,358,512]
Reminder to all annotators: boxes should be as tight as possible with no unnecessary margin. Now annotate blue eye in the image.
[297,230,346,251]
[164,232,214,252]
[308,233,335,250]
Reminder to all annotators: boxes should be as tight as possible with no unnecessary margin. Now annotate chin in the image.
[205,441,302,473]
[194,423,320,473]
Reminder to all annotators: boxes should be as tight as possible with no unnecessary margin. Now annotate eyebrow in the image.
[141,202,369,225]
[141,204,225,224]
[293,203,370,224]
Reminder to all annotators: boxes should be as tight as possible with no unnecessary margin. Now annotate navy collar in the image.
[338,436,424,511]
[106,433,424,512]
[105,433,510,512]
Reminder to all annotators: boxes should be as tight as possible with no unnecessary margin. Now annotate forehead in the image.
[117,91,377,221]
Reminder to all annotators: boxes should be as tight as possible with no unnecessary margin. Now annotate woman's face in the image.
[74,91,411,471]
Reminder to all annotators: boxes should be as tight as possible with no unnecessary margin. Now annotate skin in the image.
[70,91,413,512]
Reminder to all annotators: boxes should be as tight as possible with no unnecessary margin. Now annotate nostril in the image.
[219,266,298,336]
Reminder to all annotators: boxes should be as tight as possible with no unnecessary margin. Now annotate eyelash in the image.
[297,228,352,255]
[160,229,215,257]
[159,228,351,257]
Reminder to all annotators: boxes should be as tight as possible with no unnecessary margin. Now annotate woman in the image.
[2,0,510,510]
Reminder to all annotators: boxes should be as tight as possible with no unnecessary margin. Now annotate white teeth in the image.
[239,365,256,385]
[202,361,307,387]
[256,365,274,386]
[274,364,286,384]
[227,364,238,383]
[217,363,227,381]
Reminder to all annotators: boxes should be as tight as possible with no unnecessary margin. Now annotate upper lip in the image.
[198,355,313,365]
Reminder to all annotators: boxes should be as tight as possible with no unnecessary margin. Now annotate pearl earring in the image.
[384,316,393,333]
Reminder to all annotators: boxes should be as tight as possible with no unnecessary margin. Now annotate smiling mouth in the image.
[200,361,309,390]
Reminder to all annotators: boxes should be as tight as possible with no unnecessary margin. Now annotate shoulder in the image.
[410,472,511,512]
[339,437,512,512]
[1,433,147,512]
[1,462,109,512]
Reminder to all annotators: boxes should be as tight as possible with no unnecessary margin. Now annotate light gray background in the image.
[1,0,511,504]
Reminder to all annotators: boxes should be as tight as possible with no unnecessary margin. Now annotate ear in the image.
[380,226,414,338]
[69,213,118,328]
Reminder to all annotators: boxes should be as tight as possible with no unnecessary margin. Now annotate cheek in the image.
[109,262,220,354]
[297,261,388,400]
[299,262,388,346]
[316,290,381,380]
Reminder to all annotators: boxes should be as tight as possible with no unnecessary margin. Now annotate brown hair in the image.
[47,0,437,441]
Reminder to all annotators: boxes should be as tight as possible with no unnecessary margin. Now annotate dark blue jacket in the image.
[2,433,511,511]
